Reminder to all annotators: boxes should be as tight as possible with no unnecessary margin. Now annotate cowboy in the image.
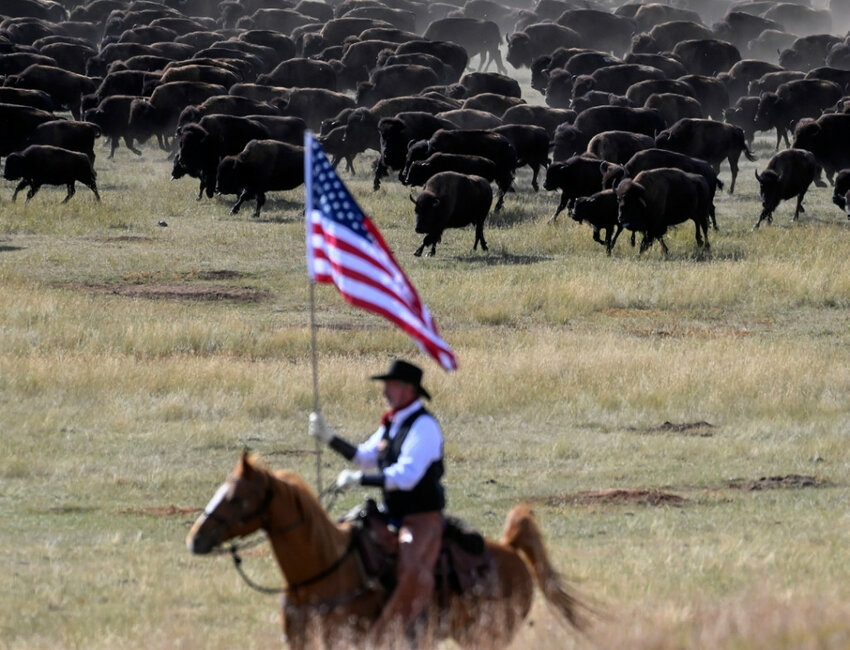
[309,359,444,645]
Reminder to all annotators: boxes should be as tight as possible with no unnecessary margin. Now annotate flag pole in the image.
[305,130,323,496]
[309,279,323,496]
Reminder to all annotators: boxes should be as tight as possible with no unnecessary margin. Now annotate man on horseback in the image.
[310,359,444,646]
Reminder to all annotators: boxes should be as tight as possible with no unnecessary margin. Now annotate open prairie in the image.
[2,77,850,648]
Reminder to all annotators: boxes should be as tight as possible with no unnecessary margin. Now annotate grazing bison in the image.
[616,167,711,254]
[655,118,755,193]
[411,171,493,257]
[4,144,100,203]
[753,148,826,229]
[543,152,604,221]
[215,140,304,218]
[572,189,623,255]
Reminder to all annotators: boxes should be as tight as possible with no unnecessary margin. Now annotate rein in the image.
[222,484,354,597]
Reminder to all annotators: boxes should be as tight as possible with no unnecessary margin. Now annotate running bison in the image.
[215,139,304,218]
[753,148,826,229]
[4,144,100,203]
[654,118,754,193]
[616,167,711,254]
[411,171,492,257]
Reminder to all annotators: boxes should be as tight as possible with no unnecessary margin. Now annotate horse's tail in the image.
[501,505,588,631]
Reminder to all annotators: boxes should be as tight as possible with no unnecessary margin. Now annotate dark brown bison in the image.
[753,148,826,229]
[655,118,755,193]
[215,139,304,218]
[423,17,506,74]
[616,167,711,254]
[572,189,623,255]
[792,113,850,183]
[411,171,493,256]
[542,152,605,221]
[4,144,99,203]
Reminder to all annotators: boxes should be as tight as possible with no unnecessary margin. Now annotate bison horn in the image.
[409,192,417,204]
[754,169,761,182]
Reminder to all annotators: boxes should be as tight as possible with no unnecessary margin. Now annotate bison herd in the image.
[3,0,850,255]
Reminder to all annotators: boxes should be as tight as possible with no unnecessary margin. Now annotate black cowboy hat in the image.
[370,359,431,400]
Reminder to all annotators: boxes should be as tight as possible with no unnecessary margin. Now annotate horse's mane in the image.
[243,455,348,541]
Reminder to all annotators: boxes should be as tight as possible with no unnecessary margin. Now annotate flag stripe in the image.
[304,132,457,371]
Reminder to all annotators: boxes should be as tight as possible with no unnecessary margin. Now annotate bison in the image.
[411,171,493,256]
[616,167,711,254]
[572,189,624,255]
[753,148,826,229]
[215,140,304,218]
[4,144,100,203]
[654,118,755,193]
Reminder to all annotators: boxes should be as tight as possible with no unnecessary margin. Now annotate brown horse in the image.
[187,452,587,649]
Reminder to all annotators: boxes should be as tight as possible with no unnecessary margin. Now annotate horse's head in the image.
[186,450,274,555]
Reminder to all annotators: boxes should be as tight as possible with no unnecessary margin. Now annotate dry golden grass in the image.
[2,85,850,648]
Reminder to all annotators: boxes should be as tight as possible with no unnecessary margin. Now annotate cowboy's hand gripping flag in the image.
[304,132,457,371]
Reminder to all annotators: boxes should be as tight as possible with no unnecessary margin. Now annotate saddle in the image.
[341,499,495,598]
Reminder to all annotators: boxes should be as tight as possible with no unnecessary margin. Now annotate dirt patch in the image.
[638,421,716,436]
[116,283,270,302]
[727,474,826,490]
[196,270,245,280]
[534,488,686,507]
[266,449,319,457]
[119,505,201,517]
[61,281,271,302]
[95,235,157,243]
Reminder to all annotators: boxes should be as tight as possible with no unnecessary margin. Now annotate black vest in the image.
[378,407,445,519]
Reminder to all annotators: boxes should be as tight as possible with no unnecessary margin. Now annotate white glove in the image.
[308,411,334,444]
[335,469,362,490]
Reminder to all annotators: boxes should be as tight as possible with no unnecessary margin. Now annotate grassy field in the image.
[1,92,850,649]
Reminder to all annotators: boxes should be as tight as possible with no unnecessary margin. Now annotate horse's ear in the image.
[239,448,255,477]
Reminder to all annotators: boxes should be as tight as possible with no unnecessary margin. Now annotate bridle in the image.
[206,474,359,598]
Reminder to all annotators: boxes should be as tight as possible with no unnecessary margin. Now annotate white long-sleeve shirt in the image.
[353,399,443,491]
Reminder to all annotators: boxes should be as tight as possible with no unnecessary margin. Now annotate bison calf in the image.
[4,144,100,202]
[753,148,826,229]
[572,189,624,255]
[412,171,492,257]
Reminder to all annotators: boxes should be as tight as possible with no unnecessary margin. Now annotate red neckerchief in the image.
[380,397,418,427]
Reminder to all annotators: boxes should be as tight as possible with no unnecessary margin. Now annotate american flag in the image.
[304,132,457,371]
